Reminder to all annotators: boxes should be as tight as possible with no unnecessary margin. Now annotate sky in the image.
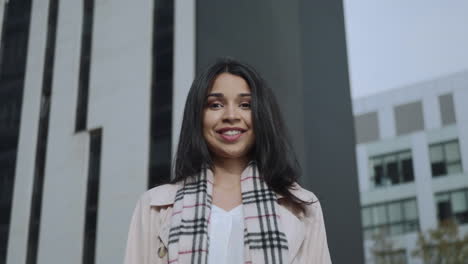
[343,1,468,99]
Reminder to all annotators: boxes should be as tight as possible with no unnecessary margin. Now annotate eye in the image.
[208,102,223,109]
[240,102,251,109]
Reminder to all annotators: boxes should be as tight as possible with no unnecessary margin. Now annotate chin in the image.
[217,149,253,160]
[206,140,254,160]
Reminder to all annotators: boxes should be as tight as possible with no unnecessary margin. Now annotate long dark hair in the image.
[172,57,312,213]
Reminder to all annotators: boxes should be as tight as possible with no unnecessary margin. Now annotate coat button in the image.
[158,246,167,258]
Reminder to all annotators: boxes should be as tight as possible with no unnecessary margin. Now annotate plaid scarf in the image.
[168,161,289,264]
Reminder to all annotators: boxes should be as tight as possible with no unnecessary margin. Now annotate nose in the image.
[222,104,240,123]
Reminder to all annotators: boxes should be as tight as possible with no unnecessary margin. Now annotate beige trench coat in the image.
[124,183,332,264]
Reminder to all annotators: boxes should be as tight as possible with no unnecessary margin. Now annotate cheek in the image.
[244,112,253,128]
[202,112,217,137]
[202,111,211,129]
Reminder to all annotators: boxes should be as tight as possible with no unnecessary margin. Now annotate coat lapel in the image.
[278,205,305,263]
[157,208,172,248]
[150,183,180,248]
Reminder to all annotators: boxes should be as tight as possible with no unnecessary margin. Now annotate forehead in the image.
[209,73,251,94]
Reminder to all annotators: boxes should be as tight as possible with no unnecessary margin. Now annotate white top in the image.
[208,204,244,264]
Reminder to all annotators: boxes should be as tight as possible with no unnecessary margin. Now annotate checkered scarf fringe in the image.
[167,162,289,264]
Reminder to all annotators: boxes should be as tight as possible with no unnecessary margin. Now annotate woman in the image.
[124,58,331,264]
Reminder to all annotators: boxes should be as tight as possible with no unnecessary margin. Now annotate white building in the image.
[353,71,468,263]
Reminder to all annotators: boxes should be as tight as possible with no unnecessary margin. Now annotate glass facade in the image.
[0,1,33,263]
[430,140,463,177]
[370,150,414,188]
[75,0,95,131]
[362,199,419,239]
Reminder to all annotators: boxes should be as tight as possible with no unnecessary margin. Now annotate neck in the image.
[211,156,250,189]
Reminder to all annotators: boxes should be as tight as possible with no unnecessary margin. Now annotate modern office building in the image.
[353,71,468,263]
[1,1,362,263]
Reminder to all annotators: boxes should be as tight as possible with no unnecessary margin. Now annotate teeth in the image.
[223,130,242,135]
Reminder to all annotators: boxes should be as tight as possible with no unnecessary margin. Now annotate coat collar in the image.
[148,181,310,209]
[149,182,309,263]
[149,183,180,206]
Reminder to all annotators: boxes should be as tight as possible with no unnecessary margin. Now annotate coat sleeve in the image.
[302,199,332,263]
[124,193,152,264]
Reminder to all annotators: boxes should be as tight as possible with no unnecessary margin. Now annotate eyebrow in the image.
[206,93,251,98]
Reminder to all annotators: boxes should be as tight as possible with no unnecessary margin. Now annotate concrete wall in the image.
[35,1,89,263]
[7,0,153,263]
[89,1,152,262]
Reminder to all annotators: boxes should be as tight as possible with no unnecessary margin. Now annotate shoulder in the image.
[136,182,181,208]
[285,183,324,219]
[127,183,179,231]
[289,183,318,204]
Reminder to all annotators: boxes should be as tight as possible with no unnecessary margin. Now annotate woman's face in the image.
[203,73,255,160]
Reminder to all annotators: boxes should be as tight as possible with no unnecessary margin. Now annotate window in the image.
[429,140,463,177]
[439,93,456,126]
[82,128,102,264]
[362,199,419,239]
[75,0,95,131]
[435,189,468,225]
[148,0,174,188]
[354,112,379,144]
[370,150,414,188]
[394,101,424,135]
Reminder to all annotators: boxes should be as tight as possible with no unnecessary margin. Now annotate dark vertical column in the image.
[26,0,59,263]
[196,1,363,262]
[82,128,102,264]
[299,1,363,262]
[75,0,95,131]
[195,0,306,173]
[0,1,33,264]
[148,0,174,188]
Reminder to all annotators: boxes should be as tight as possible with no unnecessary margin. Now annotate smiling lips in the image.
[216,127,247,142]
